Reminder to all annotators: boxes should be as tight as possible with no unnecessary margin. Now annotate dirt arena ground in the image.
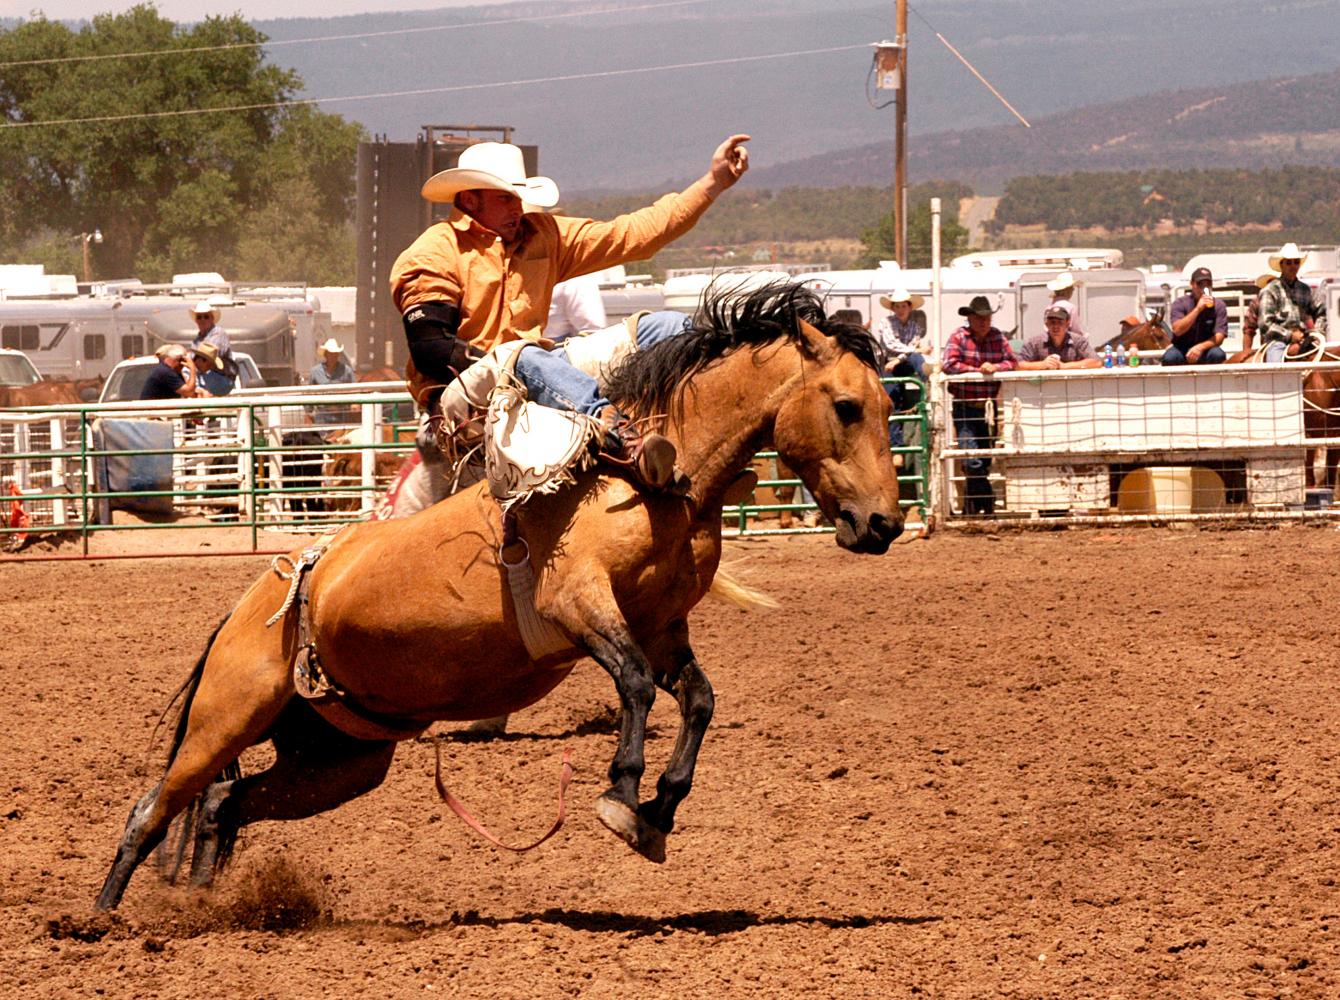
[3,525,1339,998]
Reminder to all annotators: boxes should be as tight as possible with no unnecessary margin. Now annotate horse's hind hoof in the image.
[595,796,666,863]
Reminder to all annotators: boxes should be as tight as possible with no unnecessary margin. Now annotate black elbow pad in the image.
[401,301,481,381]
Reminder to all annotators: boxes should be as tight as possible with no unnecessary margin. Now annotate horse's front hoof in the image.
[595,796,666,863]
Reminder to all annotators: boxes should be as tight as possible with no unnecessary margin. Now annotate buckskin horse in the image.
[95,283,902,909]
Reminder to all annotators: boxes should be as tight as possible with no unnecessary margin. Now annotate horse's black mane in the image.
[604,279,881,417]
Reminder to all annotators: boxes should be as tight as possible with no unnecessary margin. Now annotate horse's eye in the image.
[834,398,862,424]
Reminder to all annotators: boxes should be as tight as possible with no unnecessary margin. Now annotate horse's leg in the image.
[187,700,396,886]
[566,604,663,861]
[96,647,293,910]
[638,622,714,839]
[1306,446,1318,489]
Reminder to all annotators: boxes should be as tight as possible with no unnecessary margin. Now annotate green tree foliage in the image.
[994,167,1340,233]
[0,6,361,282]
[856,182,972,267]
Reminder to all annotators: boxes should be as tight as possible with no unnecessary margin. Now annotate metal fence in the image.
[933,362,1340,525]
[1,378,934,559]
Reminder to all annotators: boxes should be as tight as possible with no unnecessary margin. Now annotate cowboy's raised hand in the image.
[708,134,751,193]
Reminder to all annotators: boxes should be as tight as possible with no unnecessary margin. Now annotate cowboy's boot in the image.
[595,407,690,495]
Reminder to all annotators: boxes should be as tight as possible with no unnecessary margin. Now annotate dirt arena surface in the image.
[3,525,1339,998]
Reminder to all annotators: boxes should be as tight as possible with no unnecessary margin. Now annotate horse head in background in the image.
[95,280,902,910]
[1118,309,1170,353]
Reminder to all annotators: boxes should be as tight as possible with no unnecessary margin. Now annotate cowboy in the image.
[942,296,1017,516]
[310,338,355,387]
[139,343,196,400]
[191,341,234,396]
[390,134,750,494]
[190,299,232,358]
[1259,243,1324,363]
[1164,266,1228,366]
[1046,273,1084,335]
[1016,303,1100,370]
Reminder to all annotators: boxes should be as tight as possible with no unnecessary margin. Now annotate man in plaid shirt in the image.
[1259,242,1324,363]
[942,295,1018,515]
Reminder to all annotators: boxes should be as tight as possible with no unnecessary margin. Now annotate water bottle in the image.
[1128,349,1141,368]
[1103,344,1114,368]
[1116,345,1128,367]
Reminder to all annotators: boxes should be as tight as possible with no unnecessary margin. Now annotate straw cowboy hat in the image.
[1268,242,1308,270]
[190,300,219,318]
[318,338,345,355]
[192,341,224,370]
[879,288,925,311]
[1046,273,1079,293]
[1255,271,1278,290]
[421,142,560,210]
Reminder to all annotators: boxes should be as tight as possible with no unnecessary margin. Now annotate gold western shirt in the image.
[390,179,717,353]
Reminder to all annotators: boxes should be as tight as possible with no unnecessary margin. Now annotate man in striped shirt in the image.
[942,296,1017,515]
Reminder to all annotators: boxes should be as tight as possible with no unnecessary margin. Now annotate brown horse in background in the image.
[0,376,103,408]
[95,282,901,909]
[1118,309,1169,354]
[357,366,404,384]
[1302,349,1340,489]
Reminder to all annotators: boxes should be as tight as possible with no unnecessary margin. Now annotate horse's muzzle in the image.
[834,506,902,554]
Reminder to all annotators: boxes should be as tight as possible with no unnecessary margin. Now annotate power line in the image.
[0,0,717,70]
[0,42,869,130]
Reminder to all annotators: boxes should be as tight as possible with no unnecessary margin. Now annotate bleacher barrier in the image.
[1,378,932,558]
[935,361,1340,525]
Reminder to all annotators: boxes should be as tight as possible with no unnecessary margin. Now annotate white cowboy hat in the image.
[421,142,560,210]
[191,300,216,316]
[879,288,925,311]
[318,338,345,355]
[1268,242,1308,270]
[1046,273,1078,293]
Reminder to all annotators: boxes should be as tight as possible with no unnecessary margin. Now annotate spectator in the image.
[1047,274,1084,335]
[546,272,607,342]
[1259,243,1324,362]
[1242,271,1276,354]
[873,288,929,381]
[191,342,235,396]
[1016,303,1101,370]
[190,300,232,359]
[310,339,356,387]
[139,344,196,400]
[1164,266,1228,366]
[309,339,357,426]
[942,295,1018,515]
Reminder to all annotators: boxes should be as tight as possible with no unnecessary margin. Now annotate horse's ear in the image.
[796,318,832,359]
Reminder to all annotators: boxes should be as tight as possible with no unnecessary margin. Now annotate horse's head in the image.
[773,319,902,553]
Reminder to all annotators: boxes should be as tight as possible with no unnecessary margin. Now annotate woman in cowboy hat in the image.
[390,134,751,494]
[1259,243,1324,362]
[872,288,928,446]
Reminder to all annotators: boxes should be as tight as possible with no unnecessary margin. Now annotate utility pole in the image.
[873,4,908,266]
[894,0,908,267]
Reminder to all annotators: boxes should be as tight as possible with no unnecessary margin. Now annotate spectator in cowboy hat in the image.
[1242,270,1277,353]
[140,343,196,400]
[309,338,356,425]
[190,341,235,396]
[190,299,232,358]
[1016,302,1100,370]
[390,134,750,495]
[1046,273,1084,335]
[941,296,1017,515]
[1164,266,1228,366]
[872,288,928,448]
[1259,243,1324,362]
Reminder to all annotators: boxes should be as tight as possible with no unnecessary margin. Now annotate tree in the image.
[0,6,362,282]
[857,191,970,268]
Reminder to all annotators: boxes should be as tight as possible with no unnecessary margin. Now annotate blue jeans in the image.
[1263,340,1287,363]
[885,353,925,447]
[952,399,995,514]
[513,310,691,415]
[1161,344,1227,366]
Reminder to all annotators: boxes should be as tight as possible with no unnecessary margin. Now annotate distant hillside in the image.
[253,0,1340,191]
[751,69,1340,192]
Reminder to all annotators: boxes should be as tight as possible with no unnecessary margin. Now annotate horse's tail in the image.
[708,563,779,611]
[153,614,245,884]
